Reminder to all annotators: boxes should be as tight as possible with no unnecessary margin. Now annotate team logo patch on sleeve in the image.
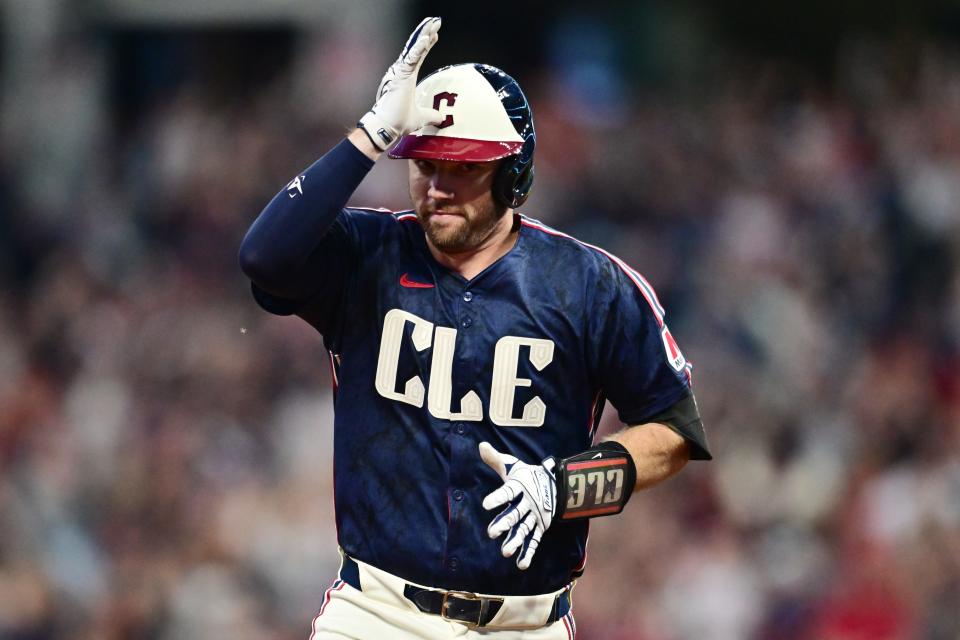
[660,325,687,372]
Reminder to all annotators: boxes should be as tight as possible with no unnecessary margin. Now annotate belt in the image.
[338,554,571,629]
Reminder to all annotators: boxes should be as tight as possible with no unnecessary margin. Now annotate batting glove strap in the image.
[356,116,397,152]
[555,441,637,521]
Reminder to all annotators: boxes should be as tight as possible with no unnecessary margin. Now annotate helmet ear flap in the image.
[493,129,536,208]
[493,156,534,208]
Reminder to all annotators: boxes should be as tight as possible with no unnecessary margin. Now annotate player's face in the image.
[408,158,508,254]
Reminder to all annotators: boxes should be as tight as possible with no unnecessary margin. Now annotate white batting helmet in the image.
[389,63,536,208]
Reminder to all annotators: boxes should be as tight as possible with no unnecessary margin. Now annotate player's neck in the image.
[428,210,518,281]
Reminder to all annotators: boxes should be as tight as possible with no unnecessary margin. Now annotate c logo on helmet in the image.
[433,92,458,128]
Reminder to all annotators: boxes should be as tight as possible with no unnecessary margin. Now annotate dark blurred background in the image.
[2,1,959,638]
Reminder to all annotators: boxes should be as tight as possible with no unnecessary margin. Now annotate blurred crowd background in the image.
[2,1,960,638]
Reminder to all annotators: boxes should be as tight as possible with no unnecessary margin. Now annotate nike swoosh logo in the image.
[400,273,434,289]
[592,453,603,460]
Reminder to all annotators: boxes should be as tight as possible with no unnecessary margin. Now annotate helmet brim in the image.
[388,135,522,162]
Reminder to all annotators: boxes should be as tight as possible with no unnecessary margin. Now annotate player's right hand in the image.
[357,17,445,152]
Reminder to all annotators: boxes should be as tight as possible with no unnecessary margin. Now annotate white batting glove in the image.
[358,16,444,151]
[479,442,557,571]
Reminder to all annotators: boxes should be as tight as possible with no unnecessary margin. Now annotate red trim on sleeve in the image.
[519,218,666,327]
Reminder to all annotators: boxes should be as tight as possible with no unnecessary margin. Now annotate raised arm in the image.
[237,139,375,298]
[238,17,442,299]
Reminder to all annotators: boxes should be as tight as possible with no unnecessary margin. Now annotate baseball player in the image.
[239,17,711,639]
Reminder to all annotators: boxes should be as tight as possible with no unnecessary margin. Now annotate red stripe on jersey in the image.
[350,206,397,214]
[587,391,601,436]
[519,218,665,328]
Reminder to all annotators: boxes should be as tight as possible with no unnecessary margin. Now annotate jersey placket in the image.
[442,283,479,580]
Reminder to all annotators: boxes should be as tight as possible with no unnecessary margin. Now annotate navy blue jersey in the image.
[250,206,699,596]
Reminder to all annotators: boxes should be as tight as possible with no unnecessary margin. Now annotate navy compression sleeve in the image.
[238,139,375,298]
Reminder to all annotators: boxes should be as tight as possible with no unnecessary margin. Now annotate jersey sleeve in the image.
[249,208,394,348]
[248,210,355,332]
[240,138,380,342]
[591,260,711,459]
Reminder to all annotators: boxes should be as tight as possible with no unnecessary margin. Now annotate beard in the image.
[416,197,508,254]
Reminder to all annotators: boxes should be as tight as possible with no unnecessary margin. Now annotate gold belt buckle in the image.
[441,591,483,629]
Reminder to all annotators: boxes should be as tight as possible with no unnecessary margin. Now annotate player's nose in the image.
[427,176,454,200]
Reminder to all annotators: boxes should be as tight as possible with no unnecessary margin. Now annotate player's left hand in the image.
[479,442,557,570]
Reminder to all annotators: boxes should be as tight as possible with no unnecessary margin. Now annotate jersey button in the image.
[462,291,473,302]
[454,423,466,435]
[462,317,473,328]
[448,557,459,571]
[452,489,464,501]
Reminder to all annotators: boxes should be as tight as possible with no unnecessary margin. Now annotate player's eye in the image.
[458,163,479,174]
[414,159,435,173]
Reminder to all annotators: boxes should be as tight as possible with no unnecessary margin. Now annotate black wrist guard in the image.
[555,441,637,520]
